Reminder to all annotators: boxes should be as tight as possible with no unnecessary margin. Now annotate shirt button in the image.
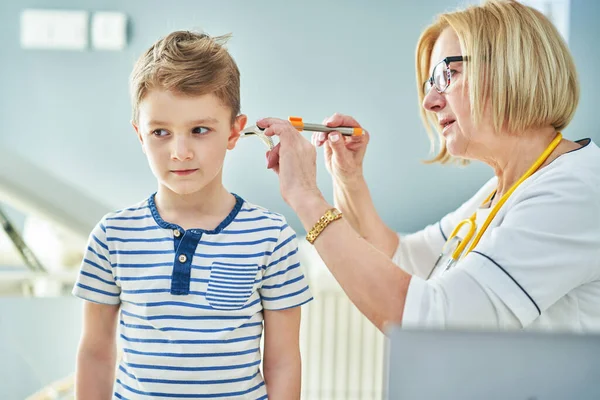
[178,254,187,263]
[173,229,181,238]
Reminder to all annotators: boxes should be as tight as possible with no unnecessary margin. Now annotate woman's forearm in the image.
[333,177,400,258]
[294,195,411,332]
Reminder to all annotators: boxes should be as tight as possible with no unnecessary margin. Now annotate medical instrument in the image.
[240,116,364,150]
[287,116,364,136]
[240,125,275,150]
[427,132,563,279]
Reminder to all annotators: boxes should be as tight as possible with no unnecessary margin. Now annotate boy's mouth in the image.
[171,169,198,176]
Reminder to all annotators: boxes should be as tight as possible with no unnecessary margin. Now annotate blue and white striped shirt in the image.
[72,193,313,399]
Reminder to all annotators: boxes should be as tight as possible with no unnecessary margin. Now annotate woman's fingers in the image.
[312,132,328,147]
[318,113,366,148]
[258,117,320,209]
[257,117,288,131]
[323,112,362,129]
[266,143,281,172]
[259,119,304,174]
[323,138,333,158]
[345,129,370,150]
[314,131,328,147]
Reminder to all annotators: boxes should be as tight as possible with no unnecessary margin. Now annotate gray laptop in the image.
[385,327,600,400]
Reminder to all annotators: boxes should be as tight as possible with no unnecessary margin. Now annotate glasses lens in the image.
[423,80,433,95]
[433,62,448,92]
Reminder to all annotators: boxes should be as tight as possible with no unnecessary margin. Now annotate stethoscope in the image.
[427,132,563,279]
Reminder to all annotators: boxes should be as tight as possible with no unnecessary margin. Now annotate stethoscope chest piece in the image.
[428,235,462,279]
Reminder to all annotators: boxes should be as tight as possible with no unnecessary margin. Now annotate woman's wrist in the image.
[333,177,370,234]
[334,174,369,203]
[334,172,366,191]
[289,191,332,233]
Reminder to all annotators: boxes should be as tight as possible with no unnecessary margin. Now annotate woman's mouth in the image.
[442,120,455,135]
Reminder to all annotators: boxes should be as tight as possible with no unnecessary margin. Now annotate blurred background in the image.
[0,0,596,398]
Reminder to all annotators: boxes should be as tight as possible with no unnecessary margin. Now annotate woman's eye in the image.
[152,129,169,137]
[449,69,459,77]
[192,127,210,135]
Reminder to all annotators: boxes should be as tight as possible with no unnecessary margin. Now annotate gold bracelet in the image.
[306,208,343,244]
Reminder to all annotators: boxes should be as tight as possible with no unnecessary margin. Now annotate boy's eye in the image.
[192,127,210,135]
[152,129,169,137]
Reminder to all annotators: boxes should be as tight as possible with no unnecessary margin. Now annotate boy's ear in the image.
[131,120,146,154]
[228,114,247,150]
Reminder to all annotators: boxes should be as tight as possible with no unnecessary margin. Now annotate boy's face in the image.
[133,89,246,196]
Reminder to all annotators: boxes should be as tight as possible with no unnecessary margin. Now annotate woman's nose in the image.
[422,88,446,112]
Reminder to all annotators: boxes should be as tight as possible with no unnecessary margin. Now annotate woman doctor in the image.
[258,0,600,332]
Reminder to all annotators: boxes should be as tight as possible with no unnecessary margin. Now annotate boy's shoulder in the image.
[237,198,288,228]
[107,197,151,219]
[97,197,153,228]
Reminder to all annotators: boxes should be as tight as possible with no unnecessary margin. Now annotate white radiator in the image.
[298,241,387,400]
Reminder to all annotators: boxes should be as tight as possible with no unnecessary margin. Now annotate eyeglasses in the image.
[423,56,467,95]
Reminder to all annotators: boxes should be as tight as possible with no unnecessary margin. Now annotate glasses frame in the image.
[423,56,467,95]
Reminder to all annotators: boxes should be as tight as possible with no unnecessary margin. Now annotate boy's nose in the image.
[171,136,194,161]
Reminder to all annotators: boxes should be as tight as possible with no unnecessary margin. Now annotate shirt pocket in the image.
[206,262,259,310]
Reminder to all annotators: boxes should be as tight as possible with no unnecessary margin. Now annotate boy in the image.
[73,31,312,399]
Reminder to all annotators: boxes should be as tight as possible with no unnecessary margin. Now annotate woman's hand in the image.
[312,113,370,186]
[258,118,325,212]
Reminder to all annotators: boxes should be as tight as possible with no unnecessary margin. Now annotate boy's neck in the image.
[154,183,237,231]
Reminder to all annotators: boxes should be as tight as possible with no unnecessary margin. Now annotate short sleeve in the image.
[259,222,313,310]
[461,172,600,326]
[72,218,121,305]
[402,268,521,329]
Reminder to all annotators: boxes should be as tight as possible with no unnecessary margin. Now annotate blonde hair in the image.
[416,0,579,164]
[130,31,240,124]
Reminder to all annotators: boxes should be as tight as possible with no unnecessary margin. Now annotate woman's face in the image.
[422,28,494,159]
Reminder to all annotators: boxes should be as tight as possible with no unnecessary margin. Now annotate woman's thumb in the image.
[327,132,346,154]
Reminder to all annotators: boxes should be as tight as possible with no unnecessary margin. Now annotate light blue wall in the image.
[568,0,600,141]
[0,0,493,236]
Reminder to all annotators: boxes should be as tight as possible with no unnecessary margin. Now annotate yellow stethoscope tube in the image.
[448,213,477,261]
[446,132,563,264]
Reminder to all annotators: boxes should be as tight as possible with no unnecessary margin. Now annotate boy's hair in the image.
[130,31,241,124]
[415,0,579,164]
